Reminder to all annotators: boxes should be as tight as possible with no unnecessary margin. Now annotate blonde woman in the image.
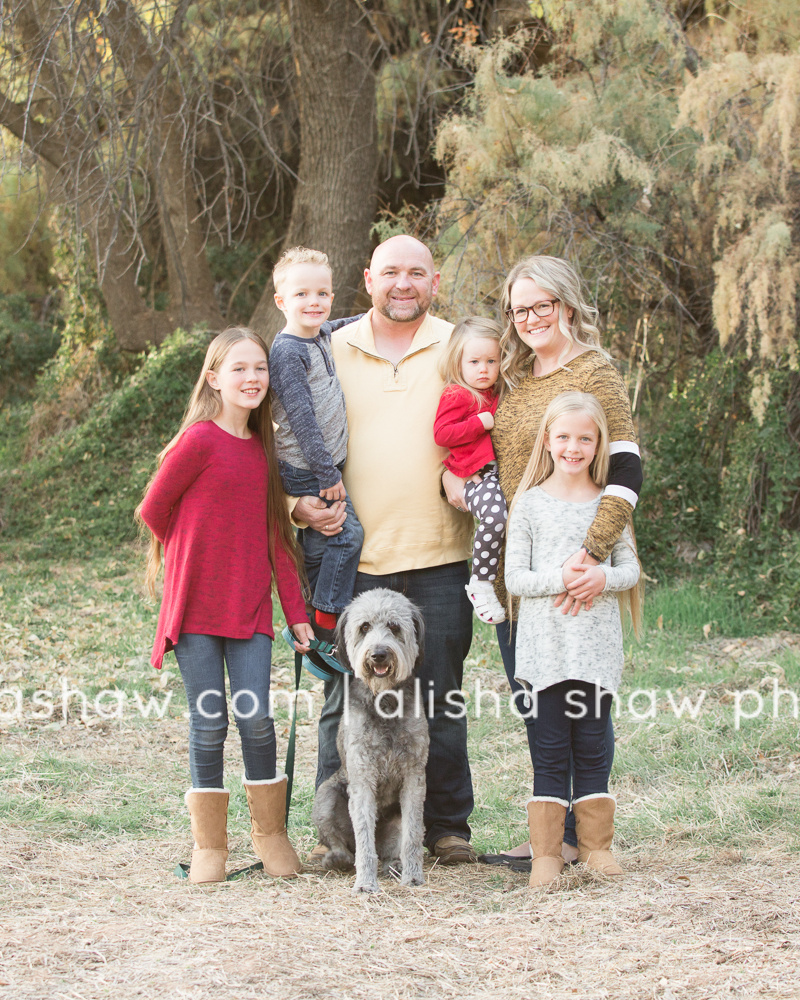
[505,392,641,887]
[137,328,314,884]
[443,255,643,865]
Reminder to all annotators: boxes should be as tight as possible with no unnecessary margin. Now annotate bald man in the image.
[294,236,477,864]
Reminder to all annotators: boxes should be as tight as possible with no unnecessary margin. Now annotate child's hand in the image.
[320,479,346,502]
[556,549,606,600]
[566,564,606,599]
[478,411,494,431]
[289,622,315,653]
[556,547,601,614]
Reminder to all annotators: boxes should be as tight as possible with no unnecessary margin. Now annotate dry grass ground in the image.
[1,551,799,999]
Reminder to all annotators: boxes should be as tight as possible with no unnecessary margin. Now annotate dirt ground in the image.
[2,831,799,999]
[2,719,799,1000]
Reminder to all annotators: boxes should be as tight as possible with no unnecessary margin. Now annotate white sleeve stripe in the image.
[604,484,639,508]
[609,441,640,457]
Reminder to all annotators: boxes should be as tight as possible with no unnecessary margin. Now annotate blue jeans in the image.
[315,562,475,849]
[495,620,615,847]
[280,460,364,614]
[174,633,276,787]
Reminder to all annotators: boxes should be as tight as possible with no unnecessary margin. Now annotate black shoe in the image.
[477,853,532,873]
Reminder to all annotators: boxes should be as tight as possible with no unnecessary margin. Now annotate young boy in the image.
[269,247,364,644]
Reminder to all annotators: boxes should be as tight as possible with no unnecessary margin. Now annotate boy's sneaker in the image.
[305,609,338,674]
[465,579,506,625]
[312,609,338,648]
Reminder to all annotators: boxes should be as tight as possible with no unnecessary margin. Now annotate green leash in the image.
[283,647,303,825]
[174,860,264,881]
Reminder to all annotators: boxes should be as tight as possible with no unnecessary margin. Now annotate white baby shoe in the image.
[465,578,506,624]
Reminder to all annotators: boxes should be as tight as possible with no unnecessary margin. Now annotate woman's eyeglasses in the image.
[505,300,560,324]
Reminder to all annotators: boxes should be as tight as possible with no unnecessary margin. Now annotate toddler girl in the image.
[504,391,641,888]
[434,317,507,624]
[137,327,314,884]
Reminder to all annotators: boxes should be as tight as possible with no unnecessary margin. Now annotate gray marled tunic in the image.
[504,487,640,695]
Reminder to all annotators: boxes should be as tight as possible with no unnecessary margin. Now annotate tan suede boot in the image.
[244,775,302,878]
[185,788,229,884]
[526,797,568,888]
[573,793,623,876]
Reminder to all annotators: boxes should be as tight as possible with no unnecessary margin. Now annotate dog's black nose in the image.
[370,646,390,664]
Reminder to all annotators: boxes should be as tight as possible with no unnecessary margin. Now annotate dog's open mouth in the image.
[370,663,391,677]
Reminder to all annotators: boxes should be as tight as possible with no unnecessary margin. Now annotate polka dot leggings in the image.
[464,470,508,582]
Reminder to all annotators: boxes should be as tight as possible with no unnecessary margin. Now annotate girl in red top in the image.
[434,317,508,625]
[137,327,314,885]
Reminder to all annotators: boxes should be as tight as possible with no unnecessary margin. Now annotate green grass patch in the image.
[644,580,765,638]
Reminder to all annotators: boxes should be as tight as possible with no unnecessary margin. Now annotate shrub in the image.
[0,328,212,555]
[637,353,800,628]
[0,294,61,403]
[637,351,746,576]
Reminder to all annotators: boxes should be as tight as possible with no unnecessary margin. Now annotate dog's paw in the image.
[383,858,402,878]
[401,871,425,887]
[323,849,355,872]
[352,881,381,895]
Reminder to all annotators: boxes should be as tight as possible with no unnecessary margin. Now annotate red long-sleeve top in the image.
[433,385,500,477]
[139,420,307,670]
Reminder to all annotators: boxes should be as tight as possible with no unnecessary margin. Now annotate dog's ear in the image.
[334,608,351,673]
[412,605,425,670]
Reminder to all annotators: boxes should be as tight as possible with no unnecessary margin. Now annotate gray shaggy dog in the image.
[312,588,430,894]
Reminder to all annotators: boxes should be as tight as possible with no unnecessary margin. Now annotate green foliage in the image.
[0,329,212,556]
[0,294,61,403]
[49,212,110,349]
[717,369,800,623]
[637,351,745,573]
[0,172,61,402]
[433,5,691,331]
[20,221,134,442]
[0,174,54,299]
[637,353,800,627]
[206,242,271,323]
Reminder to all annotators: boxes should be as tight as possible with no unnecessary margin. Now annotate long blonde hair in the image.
[499,255,608,387]
[508,391,642,635]
[438,316,506,409]
[136,327,302,598]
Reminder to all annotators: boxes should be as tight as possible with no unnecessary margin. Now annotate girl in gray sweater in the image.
[504,392,641,889]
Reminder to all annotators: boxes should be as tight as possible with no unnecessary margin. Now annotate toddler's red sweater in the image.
[433,385,500,478]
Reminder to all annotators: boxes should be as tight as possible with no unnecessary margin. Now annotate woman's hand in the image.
[442,469,469,513]
[289,622,315,652]
[293,496,346,535]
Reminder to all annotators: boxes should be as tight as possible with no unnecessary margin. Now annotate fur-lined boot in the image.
[244,775,302,878]
[526,796,568,888]
[185,788,229,884]
[573,793,623,876]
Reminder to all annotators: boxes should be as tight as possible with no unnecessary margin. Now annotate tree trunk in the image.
[249,0,379,339]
